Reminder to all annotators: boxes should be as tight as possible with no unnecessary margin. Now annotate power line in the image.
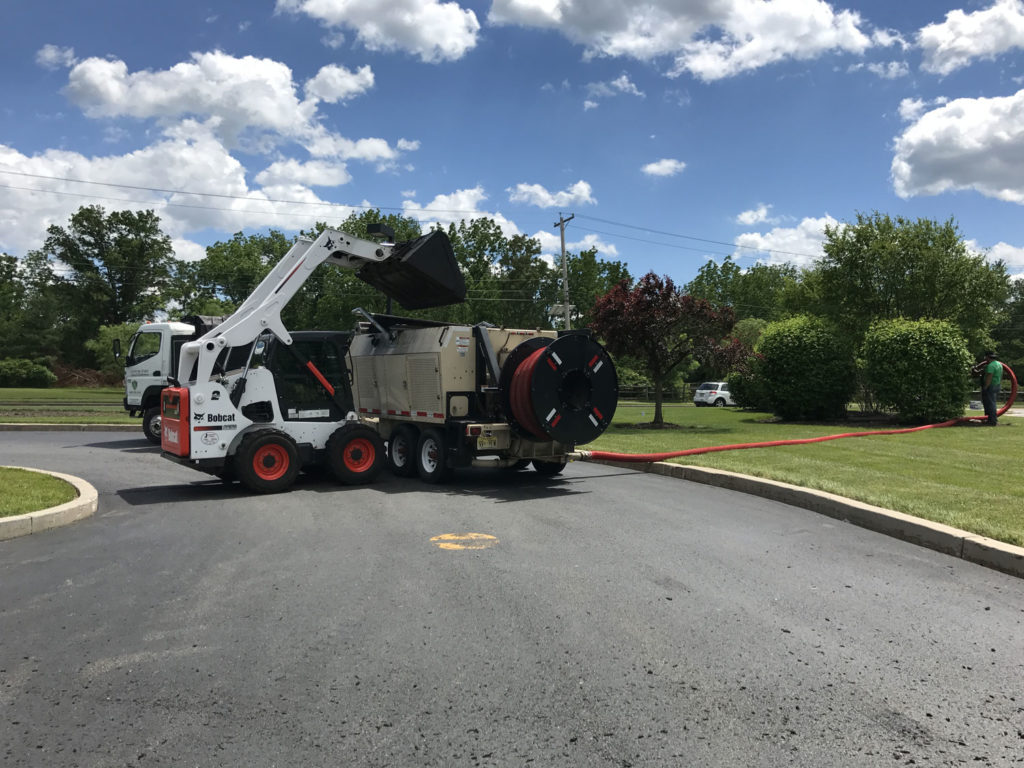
[0,168,826,261]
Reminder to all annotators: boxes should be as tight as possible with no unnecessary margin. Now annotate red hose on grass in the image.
[575,363,1018,464]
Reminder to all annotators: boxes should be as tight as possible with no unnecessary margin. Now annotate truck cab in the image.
[118,315,225,443]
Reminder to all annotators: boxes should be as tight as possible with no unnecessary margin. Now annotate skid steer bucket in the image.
[357,230,466,310]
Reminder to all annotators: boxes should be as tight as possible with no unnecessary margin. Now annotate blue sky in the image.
[2,0,1024,286]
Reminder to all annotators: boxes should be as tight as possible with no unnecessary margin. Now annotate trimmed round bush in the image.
[757,316,856,420]
[862,318,972,422]
[0,358,57,388]
[727,355,772,410]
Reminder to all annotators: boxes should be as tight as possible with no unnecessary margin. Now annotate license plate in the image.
[477,436,498,449]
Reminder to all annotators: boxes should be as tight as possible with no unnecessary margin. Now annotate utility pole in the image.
[554,212,574,330]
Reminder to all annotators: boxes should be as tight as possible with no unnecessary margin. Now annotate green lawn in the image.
[0,386,134,424]
[0,467,77,517]
[587,404,1024,546]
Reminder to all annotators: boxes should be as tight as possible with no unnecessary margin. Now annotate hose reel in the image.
[500,332,618,445]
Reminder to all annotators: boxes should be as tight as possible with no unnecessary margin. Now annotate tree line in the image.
[0,205,629,378]
[1,206,1018,425]
[590,212,1017,424]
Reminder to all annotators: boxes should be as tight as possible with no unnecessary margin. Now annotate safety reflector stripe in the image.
[416,411,428,417]
[550,352,562,366]
[551,414,562,428]
[546,407,557,421]
[589,414,599,427]
[592,360,603,373]
[593,406,603,420]
[387,410,397,415]
[547,357,558,371]
[433,413,444,419]
[588,354,599,367]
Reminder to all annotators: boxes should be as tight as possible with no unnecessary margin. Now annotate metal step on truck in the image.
[158,225,618,493]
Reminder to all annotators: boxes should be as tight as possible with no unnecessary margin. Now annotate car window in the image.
[697,382,713,390]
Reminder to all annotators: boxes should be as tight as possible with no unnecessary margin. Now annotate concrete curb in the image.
[0,467,98,541]
[594,459,1024,580]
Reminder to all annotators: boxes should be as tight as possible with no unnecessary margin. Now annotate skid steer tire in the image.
[532,459,566,476]
[416,428,453,484]
[327,424,385,485]
[235,430,300,494]
[386,424,419,478]
[143,406,162,445]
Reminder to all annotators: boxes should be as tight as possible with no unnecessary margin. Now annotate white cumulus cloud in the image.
[736,204,775,226]
[277,0,480,62]
[508,180,596,208]
[490,0,873,81]
[919,0,1024,76]
[892,89,1024,204]
[641,158,686,177]
[0,121,359,260]
[35,44,77,70]
[402,186,521,238]
[734,215,837,267]
[966,239,1024,276]
[304,64,375,103]
[254,158,352,187]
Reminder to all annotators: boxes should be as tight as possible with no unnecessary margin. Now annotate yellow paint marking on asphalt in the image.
[430,533,499,550]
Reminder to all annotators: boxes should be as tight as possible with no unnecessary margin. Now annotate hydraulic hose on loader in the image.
[570,363,1018,464]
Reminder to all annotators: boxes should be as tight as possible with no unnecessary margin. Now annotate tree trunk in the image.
[652,379,665,425]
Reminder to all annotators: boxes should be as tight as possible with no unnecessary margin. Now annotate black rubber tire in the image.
[142,406,162,445]
[532,459,566,476]
[387,424,419,478]
[326,424,385,485]
[416,427,453,483]
[713,398,726,407]
[235,430,300,494]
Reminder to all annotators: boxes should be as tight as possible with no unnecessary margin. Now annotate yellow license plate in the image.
[477,436,498,449]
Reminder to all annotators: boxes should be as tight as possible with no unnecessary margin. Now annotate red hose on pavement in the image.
[574,363,1018,464]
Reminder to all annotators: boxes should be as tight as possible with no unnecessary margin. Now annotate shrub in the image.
[0,358,57,388]
[757,315,856,420]
[862,318,972,422]
[727,353,772,410]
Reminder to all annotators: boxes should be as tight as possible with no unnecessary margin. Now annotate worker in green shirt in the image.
[979,350,1003,425]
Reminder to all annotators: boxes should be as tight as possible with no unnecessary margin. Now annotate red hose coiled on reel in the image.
[509,347,549,440]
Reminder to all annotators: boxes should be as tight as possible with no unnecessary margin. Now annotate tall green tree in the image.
[43,206,175,327]
[198,229,294,307]
[591,273,735,425]
[685,256,801,321]
[554,247,632,329]
[444,218,553,328]
[814,212,1009,349]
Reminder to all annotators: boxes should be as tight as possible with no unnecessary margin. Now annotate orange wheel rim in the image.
[253,444,289,481]
[343,438,375,472]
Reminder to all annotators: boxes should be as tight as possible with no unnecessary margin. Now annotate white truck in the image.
[159,226,618,493]
[115,315,226,443]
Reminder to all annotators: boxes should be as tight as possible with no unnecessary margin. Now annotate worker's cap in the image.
[984,349,997,358]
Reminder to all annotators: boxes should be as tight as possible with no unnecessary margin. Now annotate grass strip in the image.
[586,405,1024,547]
[0,467,77,517]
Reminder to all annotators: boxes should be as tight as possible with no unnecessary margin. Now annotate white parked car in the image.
[693,381,735,407]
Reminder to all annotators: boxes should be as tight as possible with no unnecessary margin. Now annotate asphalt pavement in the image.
[1,432,1022,767]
